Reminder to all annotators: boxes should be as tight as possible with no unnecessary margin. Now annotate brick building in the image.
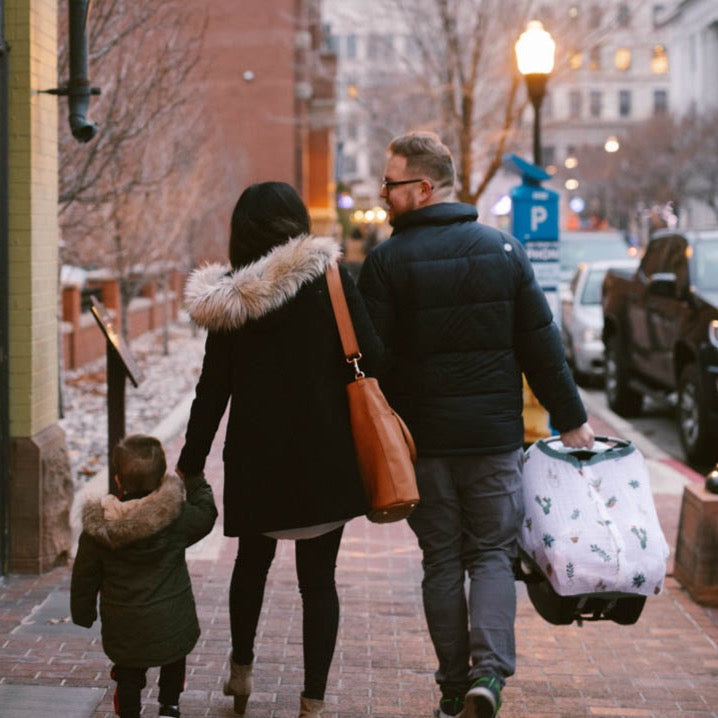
[0,0,338,576]
[203,0,338,234]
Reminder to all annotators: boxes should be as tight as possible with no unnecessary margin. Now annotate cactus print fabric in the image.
[519,438,669,597]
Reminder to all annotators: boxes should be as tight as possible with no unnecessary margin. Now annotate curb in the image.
[579,388,697,496]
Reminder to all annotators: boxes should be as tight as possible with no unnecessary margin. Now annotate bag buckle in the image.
[346,353,365,379]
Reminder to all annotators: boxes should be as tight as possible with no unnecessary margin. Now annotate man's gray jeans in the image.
[408,450,524,697]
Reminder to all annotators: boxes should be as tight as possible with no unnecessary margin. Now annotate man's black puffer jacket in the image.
[357,202,586,456]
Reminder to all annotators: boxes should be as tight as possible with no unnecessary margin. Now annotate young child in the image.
[71,434,218,718]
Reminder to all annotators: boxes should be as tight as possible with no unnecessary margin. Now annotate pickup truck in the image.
[601,228,718,465]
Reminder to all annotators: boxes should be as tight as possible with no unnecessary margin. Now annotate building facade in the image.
[325,1,679,233]
[536,1,672,230]
[659,0,718,226]
[660,0,718,116]
[0,0,338,576]
[2,0,73,575]
[205,0,337,232]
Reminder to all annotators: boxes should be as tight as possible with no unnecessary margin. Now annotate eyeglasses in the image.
[381,177,426,192]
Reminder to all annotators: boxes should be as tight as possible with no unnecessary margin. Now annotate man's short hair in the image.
[112,434,167,493]
[388,131,455,193]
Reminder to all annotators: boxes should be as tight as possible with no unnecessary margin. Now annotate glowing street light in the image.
[515,20,556,167]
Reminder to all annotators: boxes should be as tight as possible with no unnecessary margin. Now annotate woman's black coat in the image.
[177,235,384,536]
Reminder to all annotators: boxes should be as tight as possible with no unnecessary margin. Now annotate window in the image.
[589,5,603,27]
[538,4,555,23]
[346,122,358,140]
[614,48,631,71]
[569,50,583,70]
[346,34,357,59]
[543,145,556,168]
[342,155,357,175]
[652,4,666,25]
[589,45,602,71]
[542,91,553,119]
[590,91,602,118]
[565,146,578,169]
[367,34,393,62]
[651,45,669,74]
[654,89,668,114]
[617,3,631,26]
[344,76,358,99]
[326,33,339,54]
[640,238,668,278]
[619,89,632,117]
[404,35,420,59]
[662,236,688,276]
[569,90,582,119]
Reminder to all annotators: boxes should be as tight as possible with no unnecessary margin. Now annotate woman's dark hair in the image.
[229,182,311,269]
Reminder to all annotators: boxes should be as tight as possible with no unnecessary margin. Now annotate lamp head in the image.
[515,20,556,76]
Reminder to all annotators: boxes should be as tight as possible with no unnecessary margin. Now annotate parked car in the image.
[601,228,718,465]
[560,258,640,383]
[560,230,638,291]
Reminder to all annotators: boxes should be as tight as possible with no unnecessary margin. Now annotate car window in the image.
[661,236,687,273]
[692,240,718,292]
[639,238,668,278]
[560,235,629,272]
[581,268,606,305]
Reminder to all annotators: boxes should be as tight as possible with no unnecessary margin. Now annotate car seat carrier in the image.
[515,436,669,626]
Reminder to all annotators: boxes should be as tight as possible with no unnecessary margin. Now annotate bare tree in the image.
[558,110,718,232]
[58,0,214,338]
[332,0,617,204]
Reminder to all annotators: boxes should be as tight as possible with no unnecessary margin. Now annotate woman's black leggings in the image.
[229,526,344,700]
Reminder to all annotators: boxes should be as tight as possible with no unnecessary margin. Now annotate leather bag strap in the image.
[326,264,363,371]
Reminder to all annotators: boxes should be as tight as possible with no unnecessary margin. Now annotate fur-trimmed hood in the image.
[184,234,341,332]
[81,474,185,549]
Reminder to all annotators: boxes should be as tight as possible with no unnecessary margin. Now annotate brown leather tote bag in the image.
[326,264,419,523]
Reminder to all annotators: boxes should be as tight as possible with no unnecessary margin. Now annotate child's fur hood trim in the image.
[184,234,341,332]
[81,474,185,549]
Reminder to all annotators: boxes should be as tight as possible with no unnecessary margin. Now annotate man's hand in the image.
[559,422,595,449]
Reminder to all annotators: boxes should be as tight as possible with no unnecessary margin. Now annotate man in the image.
[357,131,593,718]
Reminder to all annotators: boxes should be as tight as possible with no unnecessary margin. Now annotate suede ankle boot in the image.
[222,658,252,714]
[298,694,324,717]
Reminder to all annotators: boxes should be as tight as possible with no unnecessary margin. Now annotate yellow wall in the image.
[6,0,59,436]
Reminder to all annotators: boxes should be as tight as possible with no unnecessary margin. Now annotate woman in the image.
[176,182,384,717]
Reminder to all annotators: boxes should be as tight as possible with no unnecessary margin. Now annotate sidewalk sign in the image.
[90,296,144,494]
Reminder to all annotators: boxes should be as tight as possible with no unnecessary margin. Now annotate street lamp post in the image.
[515,21,555,167]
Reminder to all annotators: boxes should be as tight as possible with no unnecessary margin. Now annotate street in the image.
[580,384,714,477]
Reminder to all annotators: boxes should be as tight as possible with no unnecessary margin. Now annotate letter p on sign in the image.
[530,205,548,232]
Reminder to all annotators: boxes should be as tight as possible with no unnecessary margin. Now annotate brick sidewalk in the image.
[2,416,718,718]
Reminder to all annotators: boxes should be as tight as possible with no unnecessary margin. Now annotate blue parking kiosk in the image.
[503,152,560,441]
[503,152,560,319]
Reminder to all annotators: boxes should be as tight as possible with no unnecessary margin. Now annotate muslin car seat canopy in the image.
[520,437,669,598]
